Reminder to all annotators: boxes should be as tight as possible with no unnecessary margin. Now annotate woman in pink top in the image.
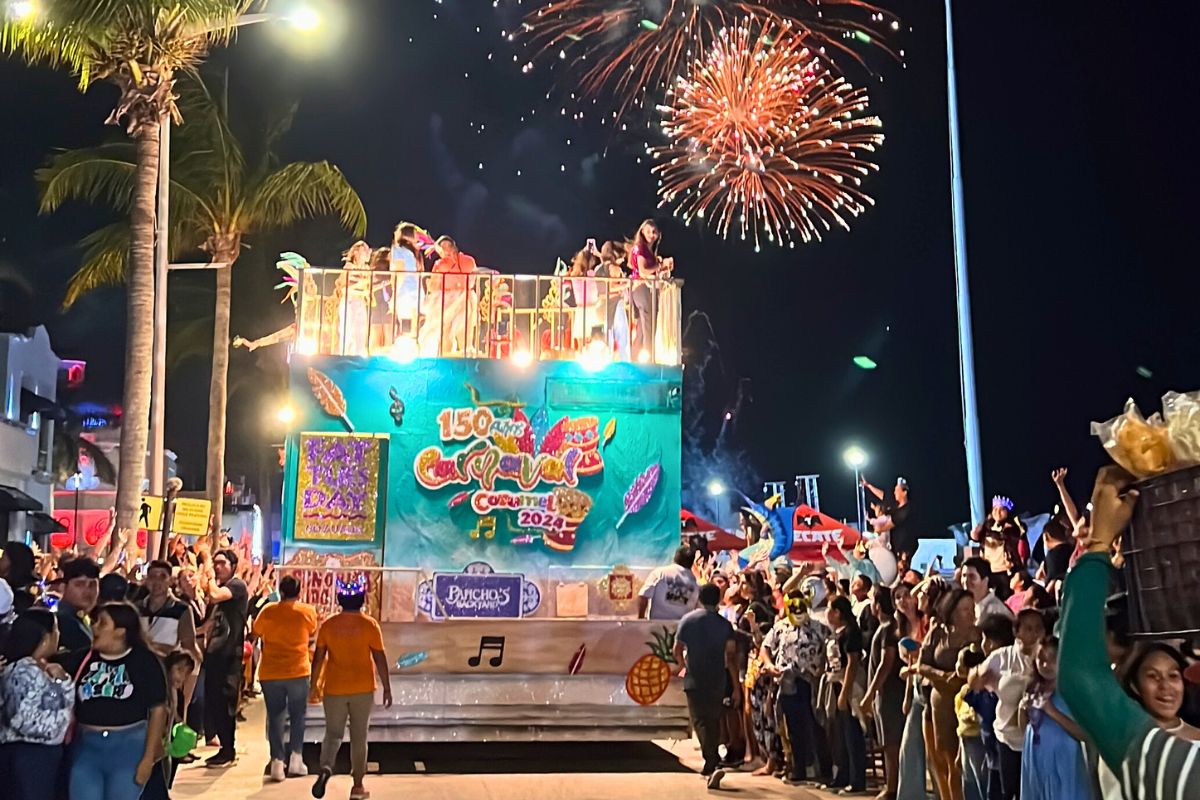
[627,220,674,359]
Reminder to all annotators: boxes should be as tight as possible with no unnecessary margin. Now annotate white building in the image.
[1,325,60,540]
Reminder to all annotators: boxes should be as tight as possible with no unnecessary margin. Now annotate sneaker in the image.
[312,767,333,799]
[837,789,869,797]
[707,769,726,791]
[205,751,237,769]
[270,759,286,782]
[288,752,309,777]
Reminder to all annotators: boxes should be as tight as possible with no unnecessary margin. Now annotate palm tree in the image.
[41,74,367,533]
[2,0,256,540]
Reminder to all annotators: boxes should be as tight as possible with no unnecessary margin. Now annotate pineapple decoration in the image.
[625,627,677,706]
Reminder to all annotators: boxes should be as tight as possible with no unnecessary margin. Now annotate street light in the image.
[842,446,868,533]
[706,479,726,529]
[148,7,327,505]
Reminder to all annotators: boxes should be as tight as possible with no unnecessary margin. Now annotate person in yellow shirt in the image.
[309,577,392,800]
[251,575,318,782]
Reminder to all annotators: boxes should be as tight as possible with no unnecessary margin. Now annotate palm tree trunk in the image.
[115,119,160,546]
[206,258,234,542]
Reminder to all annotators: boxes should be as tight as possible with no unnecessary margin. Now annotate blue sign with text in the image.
[431,572,525,619]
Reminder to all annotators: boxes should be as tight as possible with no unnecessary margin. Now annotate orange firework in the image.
[517,0,900,122]
[650,20,884,248]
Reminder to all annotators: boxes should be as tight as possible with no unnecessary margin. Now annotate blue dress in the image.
[1020,691,1093,800]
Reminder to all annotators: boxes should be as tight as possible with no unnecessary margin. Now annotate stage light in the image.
[511,349,533,368]
[389,337,419,364]
[276,405,296,425]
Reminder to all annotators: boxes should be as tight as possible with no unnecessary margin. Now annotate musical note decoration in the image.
[467,635,506,668]
[615,462,662,529]
[469,517,497,540]
[388,387,405,426]
[306,367,354,432]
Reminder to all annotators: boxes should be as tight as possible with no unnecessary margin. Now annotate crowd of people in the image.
[242,218,680,362]
[663,468,1200,799]
[0,533,391,800]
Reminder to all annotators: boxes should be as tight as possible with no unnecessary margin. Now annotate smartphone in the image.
[586,238,597,253]
[252,556,262,567]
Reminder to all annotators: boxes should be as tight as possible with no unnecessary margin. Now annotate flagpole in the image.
[944,0,985,527]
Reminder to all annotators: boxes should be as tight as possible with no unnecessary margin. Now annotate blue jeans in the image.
[898,694,928,800]
[262,676,310,761]
[962,736,988,800]
[778,678,818,780]
[70,722,149,800]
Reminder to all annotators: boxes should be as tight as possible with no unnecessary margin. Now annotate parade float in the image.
[271,256,687,741]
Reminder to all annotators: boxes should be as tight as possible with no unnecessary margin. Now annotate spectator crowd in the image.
[663,468,1200,799]
[0,532,391,800]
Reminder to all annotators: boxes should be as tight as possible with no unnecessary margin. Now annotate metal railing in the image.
[293,268,682,366]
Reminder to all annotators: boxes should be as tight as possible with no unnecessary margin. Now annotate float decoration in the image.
[388,387,405,426]
[396,651,428,669]
[307,368,354,432]
[602,418,616,449]
[568,643,588,675]
[625,627,676,705]
[598,564,638,611]
[615,462,662,529]
[416,561,541,619]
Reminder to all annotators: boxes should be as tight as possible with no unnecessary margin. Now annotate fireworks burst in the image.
[517,0,901,122]
[649,20,884,249]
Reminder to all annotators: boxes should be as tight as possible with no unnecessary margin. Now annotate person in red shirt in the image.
[420,236,479,355]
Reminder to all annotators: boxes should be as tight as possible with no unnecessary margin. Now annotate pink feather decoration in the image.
[615,463,662,529]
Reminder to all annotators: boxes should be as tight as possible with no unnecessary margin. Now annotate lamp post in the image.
[944,0,985,527]
[707,479,726,529]
[842,446,868,533]
[147,6,322,502]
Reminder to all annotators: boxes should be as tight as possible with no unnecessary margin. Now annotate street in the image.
[171,701,844,800]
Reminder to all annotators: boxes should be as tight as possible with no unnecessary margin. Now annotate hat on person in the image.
[771,555,794,572]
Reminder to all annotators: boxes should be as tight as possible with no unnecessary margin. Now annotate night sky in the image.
[1,1,1197,535]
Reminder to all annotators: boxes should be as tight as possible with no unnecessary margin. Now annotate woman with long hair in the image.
[740,570,782,774]
[1017,636,1091,800]
[908,587,978,800]
[0,609,74,800]
[390,223,425,338]
[337,240,373,355]
[367,246,394,353]
[626,219,675,360]
[862,585,905,799]
[63,602,168,800]
[895,578,944,800]
[822,594,868,794]
[0,541,38,613]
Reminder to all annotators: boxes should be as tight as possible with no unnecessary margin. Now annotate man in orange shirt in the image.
[309,577,392,800]
[251,575,318,782]
[421,236,479,355]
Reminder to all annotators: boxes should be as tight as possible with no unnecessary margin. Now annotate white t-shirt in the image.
[976,591,1013,622]
[980,643,1031,751]
[639,564,699,620]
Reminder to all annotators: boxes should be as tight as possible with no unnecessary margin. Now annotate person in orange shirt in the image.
[308,577,392,800]
[419,235,479,356]
[251,575,318,782]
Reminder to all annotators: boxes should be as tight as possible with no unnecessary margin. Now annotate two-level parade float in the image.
[274,259,688,741]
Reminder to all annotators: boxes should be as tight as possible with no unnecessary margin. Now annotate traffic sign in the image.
[138,496,164,531]
[171,498,212,537]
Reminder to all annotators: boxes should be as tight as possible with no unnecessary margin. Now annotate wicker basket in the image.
[1125,464,1200,637]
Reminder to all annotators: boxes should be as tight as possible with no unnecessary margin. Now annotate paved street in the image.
[172,701,860,800]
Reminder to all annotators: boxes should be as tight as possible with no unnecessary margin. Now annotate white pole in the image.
[148,116,169,556]
[944,0,985,527]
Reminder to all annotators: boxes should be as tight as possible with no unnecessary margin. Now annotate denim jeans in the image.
[778,678,818,780]
[70,722,149,800]
[898,693,929,800]
[262,677,310,761]
[962,736,988,800]
[0,741,65,800]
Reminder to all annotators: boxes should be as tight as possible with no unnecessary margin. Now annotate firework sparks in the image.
[517,0,901,121]
[650,21,884,249]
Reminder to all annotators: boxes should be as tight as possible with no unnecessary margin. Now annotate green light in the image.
[1136,366,1154,379]
[852,31,872,43]
[853,356,877,370]
[639,19,660,31]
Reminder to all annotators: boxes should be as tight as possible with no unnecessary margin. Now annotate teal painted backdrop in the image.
[282,355,682,573]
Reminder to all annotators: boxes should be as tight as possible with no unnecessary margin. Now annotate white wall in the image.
[0,326,59,538]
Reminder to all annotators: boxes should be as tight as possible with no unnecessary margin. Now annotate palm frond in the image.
[173,70,244,200]
[62,223,129,309]
[242,161,368,237]
[37,142,138,214]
